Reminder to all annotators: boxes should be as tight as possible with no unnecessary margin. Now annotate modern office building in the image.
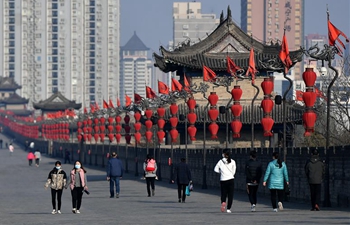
[241,0,304,80]
[120,32,152,105]
[0,0,120,109]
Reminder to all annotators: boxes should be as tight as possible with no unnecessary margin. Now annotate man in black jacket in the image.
[173,158,192,203]
[107,152,124,198]
[245,150,262,212]
[305,150,325,211]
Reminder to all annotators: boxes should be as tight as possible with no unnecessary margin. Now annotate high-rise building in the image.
[0,0,120,109]
[120,32,152,105]
[173,2,220,49]
[241,0,304,79]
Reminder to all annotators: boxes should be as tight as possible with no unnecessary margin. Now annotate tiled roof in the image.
[33,92,81,111]
[0,77,21,90]
[1,93,29,104]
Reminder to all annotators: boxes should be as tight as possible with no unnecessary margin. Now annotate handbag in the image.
[284,182,290,195]
[185,185,191,196]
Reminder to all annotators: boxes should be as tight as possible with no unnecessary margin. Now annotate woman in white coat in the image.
[214,149,236,213]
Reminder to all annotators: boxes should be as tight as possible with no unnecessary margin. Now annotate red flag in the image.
[90,104,95,113]
[246,48,258,83]
[84,107,88,114]
[226,56,242,75]
[117,97,121,107]
[171,78,183,92]
[184,75,191,92]
[279,31,293,74]
[328,11,349,55]
[203,65,217,81]
[314,86,327,100]
[296,90,304,101]
[95,101,100,110]
[125,94,131,107]
[158,80,169,94]
[146,86,157,99]
[109,99,114,108]
[134,93,142,103]
[103,100,108,109]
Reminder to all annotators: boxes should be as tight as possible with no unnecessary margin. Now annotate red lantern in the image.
[261,98,274,114]
[208,92,219,106]
[145,131,153,142]
[134,111,141,121]
[124,125,131,133]
[187,126,197,141]
[107,125,113,133]
[115,116,122,123]
[187,98,196,110]
[208,108,219,121]
[230,120,242,138]
[87,119,92,126]
[208,123,219,139]
[99,125,105,133]
[83,134,87,141]
[231,86,242,101]
[108,117,114,124]
[115,125,122,133]
[134,132,141,143]
[94,133,99,142]
[124,115,130,124]
[94,118,99,125]
[261,117,274,136]
[261,77,274,95]
[303,111,317,134]
[115,133,122,143]
[94,126,99,133]
[134,122,141,131]
[157,107,166,117]
[83,120,87,127]
[87,134,92,142]
[157,119,165,129]
[169,117,178,128]
[77,134,82,142]
[170,103,178,115]
[77,121,82,128]
[145,120,153,130]
[100,117,106,125]
[187,113,197,124]
[303,68,317,87]
[99,133,105,142]
[78,128,83,134]
[157,130,165,143]
[108,133,114,142]
[230,104,243,117]
[169,129,178,142]
[145,109,153,119]
[302,90,317,108]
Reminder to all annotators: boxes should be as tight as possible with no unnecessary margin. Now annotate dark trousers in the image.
[51,189,63,210]
[146,177,155,196]
[71,187,84,210]
[64,156,71,164]
[177,184,187,202]
[270,189,284,209]
[35,158,40,165]
[220,179,235,210]
[309,184,321,208]
[247,184,259,205]
[28,159,33,166]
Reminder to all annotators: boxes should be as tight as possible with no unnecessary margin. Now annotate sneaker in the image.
[278,202,283,211]
[51,210,56,214]
[273,208,278,212]
[110,196,114,198]
[152,189,155,196]
[76,210,80,214]
[72,208,76,214]
[221,202,226,212]
[227,209,232,213]
[315,204,320,211]
[116,193,119,198]
[251,204,256,212]
[155,176,158,180]
[178,199,181,203]
[57,210,61,214]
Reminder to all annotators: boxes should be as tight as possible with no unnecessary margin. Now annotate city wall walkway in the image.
[0,133,349,225]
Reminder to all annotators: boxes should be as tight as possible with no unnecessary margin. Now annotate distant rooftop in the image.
[121,31,149,51]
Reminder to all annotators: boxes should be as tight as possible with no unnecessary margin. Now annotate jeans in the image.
[270,189,284,209]
[109,176,120,196]
[247,184,259,205]
[220,179,235,210]
[51,189,63,210]
[71,187,84,210]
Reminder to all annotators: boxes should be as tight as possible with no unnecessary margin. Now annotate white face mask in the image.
[222,154,225,158]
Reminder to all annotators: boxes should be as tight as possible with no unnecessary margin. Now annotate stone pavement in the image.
[0,133,349,225]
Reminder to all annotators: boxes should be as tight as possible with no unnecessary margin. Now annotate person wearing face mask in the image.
[67,160,88,214]
[214,149,236,213]
[45,161,67,214]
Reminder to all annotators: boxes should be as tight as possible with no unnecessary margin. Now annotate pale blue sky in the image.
[120,0,350,53]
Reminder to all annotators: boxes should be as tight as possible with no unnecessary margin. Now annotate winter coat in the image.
[305,155,325,184]
[45,168,67,190]
[34,151,41,159]
[174,162,192,185]
[68,169,87,190]
[245,158,263,184]
[107,158,124,177]
[27,152,35,160]
[143,161,157,178]
[263,159,289,190]
[214,158,236,181]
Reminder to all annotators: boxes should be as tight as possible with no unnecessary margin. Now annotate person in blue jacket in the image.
[263,152,289,212]
[107,152,124,198]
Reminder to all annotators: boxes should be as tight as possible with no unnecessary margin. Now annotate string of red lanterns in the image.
[187,97,197,140]
[230,85,243,138]
[207,92,219,139]
[302,68,317,136]
[260,77,275,137]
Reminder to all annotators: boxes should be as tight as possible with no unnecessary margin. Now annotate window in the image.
[89,22,95,28]
[9,64,15,70]
[52,11,58,17]
[90,30,95,35]
[9,10,15,16]
[9,33,15,39]
[90,95,95,101]
[52,3,58,9]
[90,15,95,21]
[89,80,95,86]
[52,41,58,47]
[9,41,15,47]
[90,8,95,13]
[52,34,58,39]
[9,18,15,24]
[90,0,95,6]
[90,37,95,42]
[9,25,15,31]
[9,48,15,54]
[90,66,95,71]
[52,57,58,62]
[89,73,95,79]
[9,56,15,62]
[89,51,95,57]
[52,26,58,32]
[52,64,58,70]
[52,49,58,55]
[90,44,95,50]
[89,88,95,93]
[52,79,58,85]
[9,72,14,77]
[52,18,58,24]
[52,72,58,78]
[52,87,58,93]
[90,59,95,64]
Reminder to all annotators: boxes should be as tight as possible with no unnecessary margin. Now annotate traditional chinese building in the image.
[0,77,31,116]
[33,92,81,116]
[153,7,305,148]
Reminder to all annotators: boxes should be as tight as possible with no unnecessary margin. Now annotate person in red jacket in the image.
[27,152,35,166]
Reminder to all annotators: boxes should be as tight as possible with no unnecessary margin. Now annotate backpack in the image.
[146,159,156,172]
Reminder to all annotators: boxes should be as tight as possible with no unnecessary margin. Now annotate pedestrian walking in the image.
[263,152,289,212]
[34,149,41,167]
[45,161,67,214]
[29,141,35,151]
[214,149,236,213]
[8,143,14,156]
[305,149,325,211]
[143,154,157,197]
[172,158,192,203]
[245,150,263,212]
[64,149,71,164]
[106,152,124,198]
[67,160,88,214]
[27,151,35,166]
